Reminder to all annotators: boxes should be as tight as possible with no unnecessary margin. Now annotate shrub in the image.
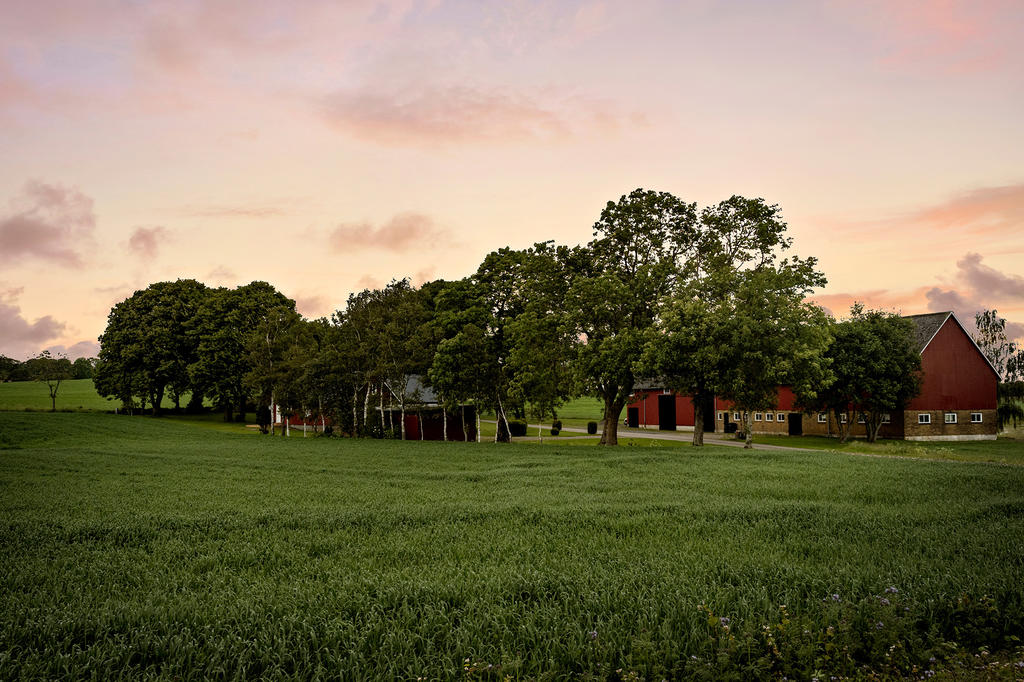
[551,420,562,436]
[587,421,598,434]
[508,420,528,437]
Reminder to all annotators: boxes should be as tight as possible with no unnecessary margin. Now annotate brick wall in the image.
[902,409,998,440]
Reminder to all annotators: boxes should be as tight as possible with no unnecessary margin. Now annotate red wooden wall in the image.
[907,318,998,410]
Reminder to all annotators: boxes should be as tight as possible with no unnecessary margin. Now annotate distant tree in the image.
[566,189,698,445]
[974,309,1020,382]
[0,355,19,382]
[25,351,73,412]
[71,357,95,380]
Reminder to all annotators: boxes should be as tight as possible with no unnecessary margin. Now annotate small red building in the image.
[626,311,1000,440]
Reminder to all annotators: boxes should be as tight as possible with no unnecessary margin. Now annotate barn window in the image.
[857,414,866,424]
[882,413,891,424]
[918,413,931,424]
[971,412,983,423]
[754,413,762,421]
[817,412,827,423]
[944,412,957,424]
[840,414,847,423]
[733,412,740,421]
[717,412,723,421]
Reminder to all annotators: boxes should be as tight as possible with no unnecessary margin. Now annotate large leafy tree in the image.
[806,304,922,442]
[566,189,698,445]
[95,279,209,415]
[714,262,832,448]
[643,195,809,446]
[189,281,295,421]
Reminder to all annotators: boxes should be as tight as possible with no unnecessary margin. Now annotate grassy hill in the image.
[0,378,191,412]
[2,411,1023,678]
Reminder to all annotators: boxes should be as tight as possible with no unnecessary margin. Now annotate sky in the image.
[1,0,1023,360]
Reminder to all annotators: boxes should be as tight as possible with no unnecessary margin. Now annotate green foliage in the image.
[805,305,922,442]
[507,419,528,437]
[22,350,73,412]
[974,309,1021,381]
[2,412,1024,678]
[566,189,699,445]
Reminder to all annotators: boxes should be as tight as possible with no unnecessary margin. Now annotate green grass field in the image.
[2,412,1024,679]
[0,378,185,412]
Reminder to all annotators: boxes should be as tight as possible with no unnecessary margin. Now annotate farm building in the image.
[626,311,1000,441]
[379,375,478,441]
[271,375,477,441]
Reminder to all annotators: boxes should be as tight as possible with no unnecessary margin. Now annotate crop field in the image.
[2,412,1024,679]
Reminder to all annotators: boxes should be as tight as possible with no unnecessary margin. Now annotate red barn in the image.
[626,311,1000,441]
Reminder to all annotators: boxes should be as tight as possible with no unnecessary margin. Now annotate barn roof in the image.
[383,374,438,404]
[903,311,951,353]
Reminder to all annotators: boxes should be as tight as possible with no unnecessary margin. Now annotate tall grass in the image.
[2,412,1023,678]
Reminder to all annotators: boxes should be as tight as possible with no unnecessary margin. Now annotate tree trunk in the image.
[443,407,448,442]
[351,387,358,435]
[537,419,543,443]
[743,411,753,449]
[476,408,481,443]
[692,393,705,447]
[400,402,406,440]
[599,395,624,446]
[497,395,512,443]
[419,413,424,441]
[461,405,467,442]
[362,382,370,432]
[379,383,385,430]
[271,391,276,436]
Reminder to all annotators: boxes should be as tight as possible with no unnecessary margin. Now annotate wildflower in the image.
[924,670,934,678]
[589,630,598,641]
[719,617,730,626]
[831,593,841,602]
[876,621,884,629]
[885,586,898,594]
[880,597,890,606]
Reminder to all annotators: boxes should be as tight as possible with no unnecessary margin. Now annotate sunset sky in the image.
[2,0,1023,359]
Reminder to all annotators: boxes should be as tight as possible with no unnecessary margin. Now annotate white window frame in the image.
[944,412,957,424]
[817,412,827,423]
[918,413,931,424]
[971,412,983,423]
[857,414,866,424]
[754,413,762,422]
[882,413,891,424]
[733,412,740,421]
[717,412,724,421]
[840,414,847,424]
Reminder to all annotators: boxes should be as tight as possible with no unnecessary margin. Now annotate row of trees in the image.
[91,188,1022,445]
[0,354,94,384]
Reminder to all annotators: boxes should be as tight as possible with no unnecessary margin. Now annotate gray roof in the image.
[903,311,951,353]
[384,374,438,404]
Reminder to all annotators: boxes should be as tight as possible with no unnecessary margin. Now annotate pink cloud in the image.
[321,83,631,146]
[0,288,67,360]
[329,213,445,253]
[905,184,1024,236]
[293,294,331,318]
[0,181,96,267]
[127,226,170,259]
[44,340,100,360]
[836,0,1018,74]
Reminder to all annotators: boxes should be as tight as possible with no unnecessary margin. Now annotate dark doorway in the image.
[626,407,639,428]
[657,394,676,431]
[788,412,803,436]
